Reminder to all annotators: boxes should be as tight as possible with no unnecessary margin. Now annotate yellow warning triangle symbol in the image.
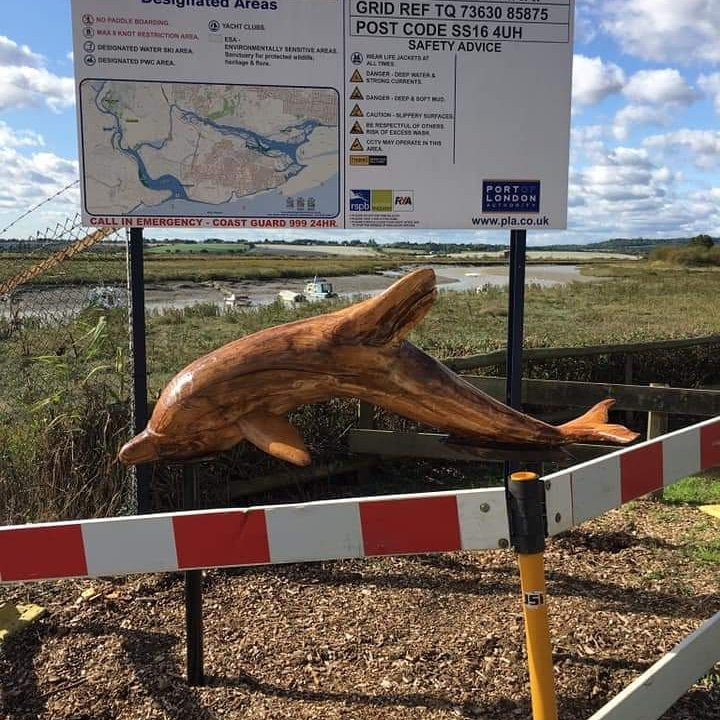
[350,69,364,83]
[350,104,364,117]
[350,86,364,100]
[350,138,364,151]
[350,121,364,134]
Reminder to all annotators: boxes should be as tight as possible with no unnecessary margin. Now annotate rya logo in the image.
[393,191,414,212]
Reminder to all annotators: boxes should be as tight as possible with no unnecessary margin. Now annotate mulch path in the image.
[1,501,719,720]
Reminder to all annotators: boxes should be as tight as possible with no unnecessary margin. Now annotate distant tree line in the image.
[649,234,719,266]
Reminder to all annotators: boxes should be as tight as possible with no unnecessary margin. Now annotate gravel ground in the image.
[1,502,719,720]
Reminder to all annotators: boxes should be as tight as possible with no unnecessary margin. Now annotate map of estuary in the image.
[79,80,340,218]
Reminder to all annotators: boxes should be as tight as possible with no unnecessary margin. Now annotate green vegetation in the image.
[145,241,254,254]
[419,263,720,358]
[659,471,720,565]
[649,234,719,266]
[0,311,131,524]
[663,471,720,505]
[0,253,406,286]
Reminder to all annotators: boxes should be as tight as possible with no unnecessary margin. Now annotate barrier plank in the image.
[544,416,720,534]
[0,487,509,584]
[587,611,720,720]
[1,416,718,583]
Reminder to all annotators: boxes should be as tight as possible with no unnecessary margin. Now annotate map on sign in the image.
[79,80,340,218]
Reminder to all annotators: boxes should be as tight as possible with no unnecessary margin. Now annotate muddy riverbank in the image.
[3,265,596,318]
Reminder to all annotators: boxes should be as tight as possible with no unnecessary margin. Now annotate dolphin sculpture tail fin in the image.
[339,268,437,346]
[556,399,639,444]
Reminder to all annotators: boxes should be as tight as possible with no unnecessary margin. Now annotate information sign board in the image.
[71,0,575,230]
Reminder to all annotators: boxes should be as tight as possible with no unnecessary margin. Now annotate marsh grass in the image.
[0,252,405,286]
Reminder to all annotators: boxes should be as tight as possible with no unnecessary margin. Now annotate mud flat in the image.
[3,265,594,318]
[144,264,594,311]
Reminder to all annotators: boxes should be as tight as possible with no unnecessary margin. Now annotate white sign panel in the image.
[71,1,574,230]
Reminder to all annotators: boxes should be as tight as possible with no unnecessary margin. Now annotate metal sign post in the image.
[505,229,528,478]
[183,463,205,686]
[505,230,528,411]
[129,227,204,681]
[128,227,151,514]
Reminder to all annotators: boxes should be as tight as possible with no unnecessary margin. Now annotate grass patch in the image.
[146,241,253,254]
[663,470,720,505]
[0,251,408,286]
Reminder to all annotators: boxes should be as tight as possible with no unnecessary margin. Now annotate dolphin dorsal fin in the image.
[338,268,437,346]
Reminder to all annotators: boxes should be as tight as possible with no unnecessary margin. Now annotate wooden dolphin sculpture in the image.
[119,269,638,466]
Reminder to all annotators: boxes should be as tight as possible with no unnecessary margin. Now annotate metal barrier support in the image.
[183,463,204,686]
[509,471,558,720]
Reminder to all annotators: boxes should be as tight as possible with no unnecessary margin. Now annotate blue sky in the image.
[0,0,719,245]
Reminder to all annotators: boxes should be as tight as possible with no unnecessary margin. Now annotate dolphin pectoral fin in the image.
[339,268,437,346]
[237,411,311,466]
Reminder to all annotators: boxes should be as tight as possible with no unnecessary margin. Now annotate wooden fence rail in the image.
[350,377,720,464]
[463,376,720,416]
[443,334,720,371]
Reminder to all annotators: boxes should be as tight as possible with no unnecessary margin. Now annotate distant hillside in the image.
[531,237,716,255]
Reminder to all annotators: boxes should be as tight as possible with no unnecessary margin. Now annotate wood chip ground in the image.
[1,501,719,719]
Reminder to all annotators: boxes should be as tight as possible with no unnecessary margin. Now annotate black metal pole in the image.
[128,227,152,514]
[183,463,204,686]
[505,229,528,478]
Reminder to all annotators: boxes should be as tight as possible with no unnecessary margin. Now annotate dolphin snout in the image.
[118,430,159,465]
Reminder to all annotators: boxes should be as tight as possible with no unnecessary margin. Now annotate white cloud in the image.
[562,140,720,239]
[570,125,607,165]
[0,66,75,112]
[604,0,720,63]
[612,104,670,140]
[623,69,698,106]
[0,120,44,148]
[611,69,699,140]
[0,35,74,112]
[0,35,43,68]
[579,147,670,196]
[572,54,625,106]
[574,0,601,45]
[644,130,720,169]
[0,123,77,217]
[699,72,720,114]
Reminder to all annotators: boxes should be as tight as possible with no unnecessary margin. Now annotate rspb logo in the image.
[349,190,415,212]
[482,181,541,213]
[349,189,371,212]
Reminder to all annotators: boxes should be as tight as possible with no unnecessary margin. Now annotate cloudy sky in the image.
[1,0,719,245]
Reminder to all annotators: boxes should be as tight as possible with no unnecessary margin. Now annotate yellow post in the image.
[510,471,558,720]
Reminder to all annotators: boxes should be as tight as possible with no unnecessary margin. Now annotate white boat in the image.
[278,290,305,307]
[224,293,251,309]
[277,277,337,307]
[303,277,337,301]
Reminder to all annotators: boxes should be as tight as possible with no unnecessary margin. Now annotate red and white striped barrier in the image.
[1,416,718,584]
[544,415,720,536]
[0,488,508,583]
